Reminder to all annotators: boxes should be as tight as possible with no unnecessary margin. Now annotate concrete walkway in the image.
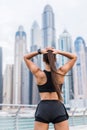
[70,125,87,130]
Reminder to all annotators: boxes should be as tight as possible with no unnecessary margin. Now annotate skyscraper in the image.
[58,30,73,104]
[85,46,87,74]
[13,26,29,104]
[0,47,3,104]
[29,21,42,104]
[31,21,42,50]
[72,37,87,107]
[3,64,13,104]
[42,5,56,48]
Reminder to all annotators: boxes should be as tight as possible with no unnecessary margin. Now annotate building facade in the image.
[58,30,73,104]
[13,26,29,104]
[0,47,3,104]
[85,46,87,74]
[42,5,56,48]
[29,21,42,104]
[71,37,87,107]
[3,64,13,104]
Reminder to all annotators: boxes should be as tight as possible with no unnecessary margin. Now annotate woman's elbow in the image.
[73,54,77,61]
[24,56,27,61]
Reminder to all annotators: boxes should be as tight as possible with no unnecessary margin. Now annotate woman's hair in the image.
[43,50,63,101]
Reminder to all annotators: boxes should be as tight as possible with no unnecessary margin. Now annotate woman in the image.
[24,47,77,130]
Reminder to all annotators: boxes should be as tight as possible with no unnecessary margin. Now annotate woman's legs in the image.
[54,120,69,130]
[34,121,49,130]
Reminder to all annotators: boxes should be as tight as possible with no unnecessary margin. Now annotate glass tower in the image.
[42,5,56,48]
[58,30,73,104]
[13,26,29,104]
[30,21,42,104]
[0,47,3,105]
[74,37,87,100]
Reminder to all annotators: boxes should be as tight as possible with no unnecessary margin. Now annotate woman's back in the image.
[36,68,64,101]
[24,47,77,130]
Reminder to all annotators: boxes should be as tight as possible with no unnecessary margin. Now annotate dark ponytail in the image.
[43,50,63,101]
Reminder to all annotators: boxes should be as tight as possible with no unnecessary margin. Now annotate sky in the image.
[0,0,87,73]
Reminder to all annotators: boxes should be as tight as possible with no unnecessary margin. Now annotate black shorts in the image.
[35,100,69,124]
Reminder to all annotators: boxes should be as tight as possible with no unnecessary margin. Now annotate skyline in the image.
[0,0,87,73]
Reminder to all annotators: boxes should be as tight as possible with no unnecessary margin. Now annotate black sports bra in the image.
[37,70,56,93]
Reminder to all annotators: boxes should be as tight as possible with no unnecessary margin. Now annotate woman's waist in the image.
[39,92,59,100]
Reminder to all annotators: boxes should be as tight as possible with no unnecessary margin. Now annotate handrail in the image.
[0,104,37,107]
[0,104,87,130]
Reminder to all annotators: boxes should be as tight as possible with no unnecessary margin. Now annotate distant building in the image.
[3,64,13,104]
[42,5,56,48]
[13,26,29,104]
[58,30,73,104]
[71,37,87,107]
[29,21,42,104]
[0,47,3,104]
[85,46,87,74]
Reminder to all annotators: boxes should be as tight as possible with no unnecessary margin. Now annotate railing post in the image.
[71,108,76,126]
[15,106,21,130]
[83,108,87,125]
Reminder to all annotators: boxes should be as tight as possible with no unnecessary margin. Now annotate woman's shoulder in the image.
[57,67,65,76]
[37,69,46,78]
[35,70,47,85]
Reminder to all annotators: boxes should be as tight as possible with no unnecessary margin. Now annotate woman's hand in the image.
[52,48,60,54]
[41,47,54,54]
[41,47,60,54]
[41,48,48,54]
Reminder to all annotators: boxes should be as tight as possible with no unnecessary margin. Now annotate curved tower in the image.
[75,37,87,98]
[74,37,87,102]
[42,5,56,48]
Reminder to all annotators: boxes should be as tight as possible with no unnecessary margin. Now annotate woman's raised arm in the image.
[24,48,48,77]
[52,49,77,75]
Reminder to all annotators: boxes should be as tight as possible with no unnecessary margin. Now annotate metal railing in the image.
[0,104,87,130]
